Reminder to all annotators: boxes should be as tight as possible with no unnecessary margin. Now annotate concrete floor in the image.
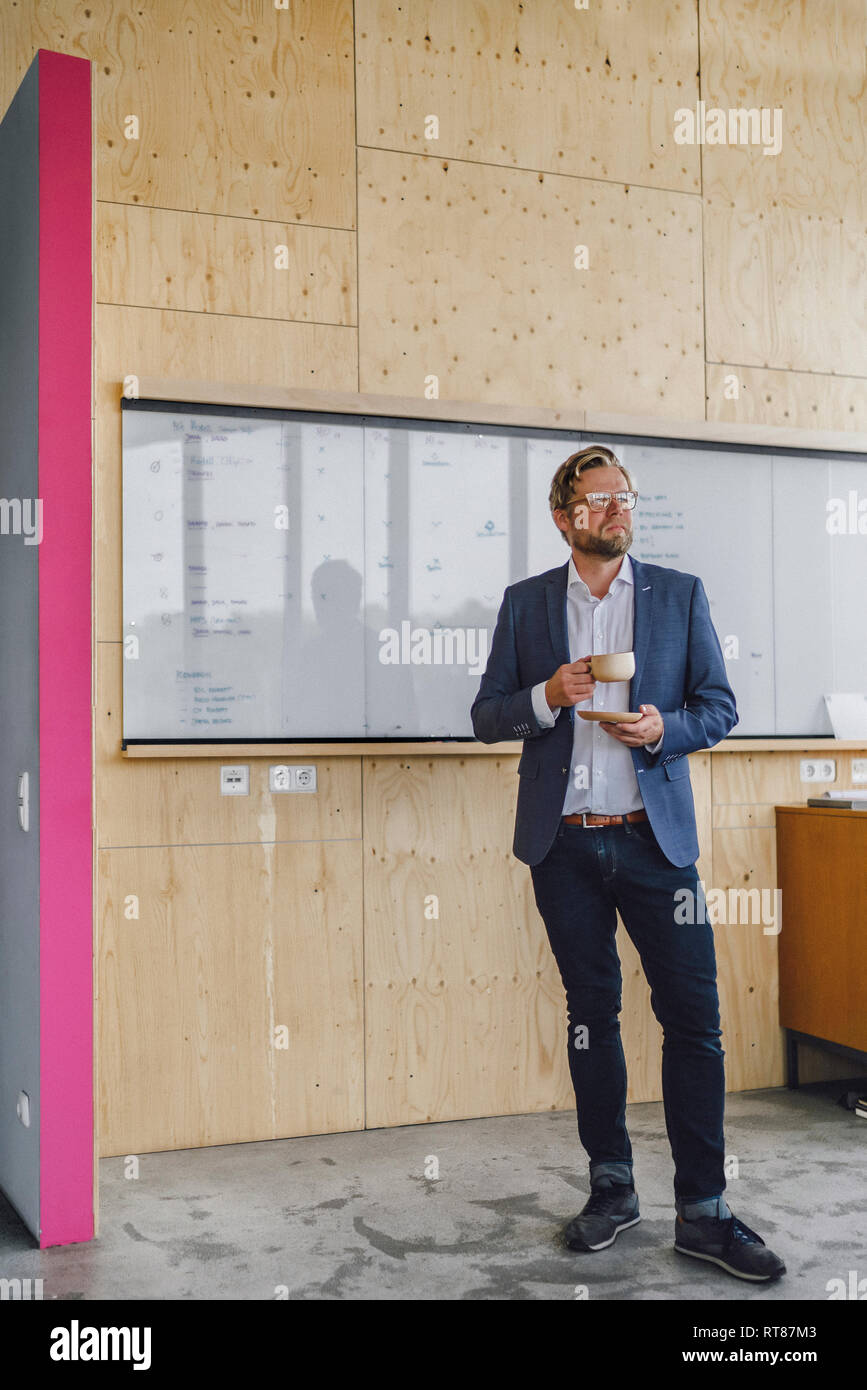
[1,1080,864,1300]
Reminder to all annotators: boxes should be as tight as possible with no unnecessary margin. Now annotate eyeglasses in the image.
[559,491,638,513]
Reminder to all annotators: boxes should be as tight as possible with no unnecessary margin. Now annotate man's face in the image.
[555,465,634,559]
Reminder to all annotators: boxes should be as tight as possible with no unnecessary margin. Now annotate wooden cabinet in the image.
[775,806,867,1085]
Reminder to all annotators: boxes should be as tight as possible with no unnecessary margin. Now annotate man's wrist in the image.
[532,680,558,728]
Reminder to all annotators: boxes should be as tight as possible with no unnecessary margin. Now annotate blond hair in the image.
[549,445,636,544]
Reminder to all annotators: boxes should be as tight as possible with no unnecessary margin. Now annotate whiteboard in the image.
[121,401,867,741]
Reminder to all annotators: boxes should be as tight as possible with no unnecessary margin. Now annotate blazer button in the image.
[561,767,567,774]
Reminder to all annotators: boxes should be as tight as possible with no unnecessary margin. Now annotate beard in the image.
[573,524,633,559]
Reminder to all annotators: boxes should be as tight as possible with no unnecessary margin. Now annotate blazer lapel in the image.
[546,561,571,669]
[629,557,653,704]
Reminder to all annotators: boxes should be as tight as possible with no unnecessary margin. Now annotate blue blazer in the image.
[470,556,738,868]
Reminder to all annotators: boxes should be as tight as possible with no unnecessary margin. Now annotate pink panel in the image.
[37,49,93,1247]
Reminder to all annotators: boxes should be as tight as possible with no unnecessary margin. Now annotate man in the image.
[470,445,785,1283]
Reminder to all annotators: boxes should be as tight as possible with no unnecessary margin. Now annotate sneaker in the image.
[674,1211,786,1282]
[562,1181,640,1252]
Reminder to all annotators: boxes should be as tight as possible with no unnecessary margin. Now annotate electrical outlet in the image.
[294,765,317,792]
[269,764,294,792]
[851,759,867,784]
[800,759,836,783]
[220,765,250,796]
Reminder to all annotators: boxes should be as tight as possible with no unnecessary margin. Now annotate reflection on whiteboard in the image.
[122,404,867,740]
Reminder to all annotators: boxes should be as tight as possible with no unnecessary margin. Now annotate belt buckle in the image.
[581,812,591,828]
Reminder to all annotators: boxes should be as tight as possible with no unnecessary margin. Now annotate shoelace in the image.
[725,1216,765,1249]
[584,1185,633,1216]
[688,1213,765,1249]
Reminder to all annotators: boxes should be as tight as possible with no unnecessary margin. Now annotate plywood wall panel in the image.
[356,0,701,195]
[363,754,573,1127]
[704,208,867,377]
[97,204,356,324]
[691,751,713,885]
[711,827,784,1090]
[700,0,866,222]
[706,363,867,434]
[357,147,705,416]
[712,753,839,808]
[0,1,355,226]
[700,0,867,379]
[98,839,364,1155]
[95,302,358,642]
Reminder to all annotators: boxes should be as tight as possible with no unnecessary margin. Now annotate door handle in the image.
[17,771,29,832]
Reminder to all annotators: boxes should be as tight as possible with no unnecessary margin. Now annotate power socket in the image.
[269,765,294,792]
[268,765,317,793]
[851,759,867,784]
[799,759,835,783]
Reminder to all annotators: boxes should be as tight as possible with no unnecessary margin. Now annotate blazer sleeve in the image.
[642,576,738,763]
[470,586,549,744]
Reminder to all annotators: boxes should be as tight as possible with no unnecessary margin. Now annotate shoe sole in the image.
[674,1243,786,1282]
[564,1213,641,1252]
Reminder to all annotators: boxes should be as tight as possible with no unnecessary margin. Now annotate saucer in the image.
[577,710,643,724]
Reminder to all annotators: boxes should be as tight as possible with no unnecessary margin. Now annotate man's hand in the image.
[545,655,596,710]
[601,703,664,747]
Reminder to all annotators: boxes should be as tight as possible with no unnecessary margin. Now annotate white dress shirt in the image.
[530,551,664,814]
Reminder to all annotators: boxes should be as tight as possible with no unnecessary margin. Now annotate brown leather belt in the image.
[563,810,648,827]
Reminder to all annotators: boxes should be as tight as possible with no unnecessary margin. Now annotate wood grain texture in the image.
[124,381,867,453]
[122,739,867,758]
[706,364,867,435]
[98,839,364,1156]
[712,752,845,808]
[776,808,867,1052]
[704,207,867,377]
[97,204,356,324]
[700,0,867,376]
[700,0,866,221]
[356,0,701,194]
[0,1,355,224]
[362,754,572,1125]
[711,827,784,1089]
[357,147,705,415]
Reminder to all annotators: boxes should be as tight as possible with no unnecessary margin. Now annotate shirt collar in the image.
[567,550,633,592]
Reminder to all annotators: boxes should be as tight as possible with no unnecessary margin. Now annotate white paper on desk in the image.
[815,789,867,800]
[823,693,867,740]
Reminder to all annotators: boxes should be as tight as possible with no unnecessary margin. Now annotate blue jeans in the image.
[529,817,726,1202]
